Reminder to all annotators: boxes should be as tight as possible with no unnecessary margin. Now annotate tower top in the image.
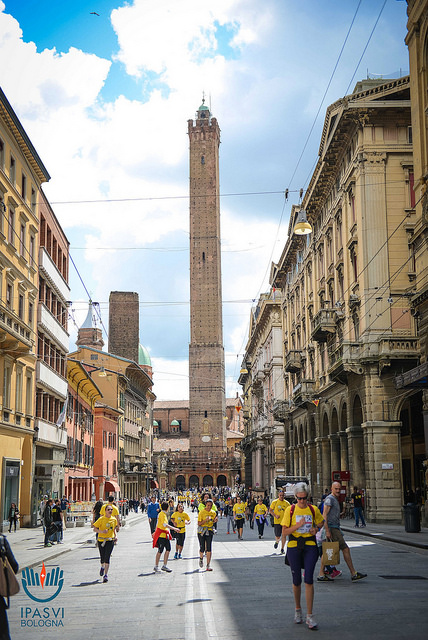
[196,94,211,121]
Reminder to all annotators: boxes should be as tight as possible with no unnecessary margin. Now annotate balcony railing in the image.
[284,350,302,373]
[272,400,292,421]
[292,379,315,403]
[311,308,337,342]
[328,341,362,383]
[0,301,33,355]
[39,247,70,301]
[38,304,69,352]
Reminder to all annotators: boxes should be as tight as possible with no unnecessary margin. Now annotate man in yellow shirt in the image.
[269,490,290,554]
[252,496,268,539]
[153,502,179,573]
[100,496,121,530]
[232,496,247,540]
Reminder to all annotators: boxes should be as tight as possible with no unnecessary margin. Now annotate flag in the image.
[56,396,68,427]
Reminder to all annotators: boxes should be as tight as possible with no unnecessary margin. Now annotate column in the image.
[339,430,349,471]
[329,434,341,474]
[346,425,366,490]
[361,421,402,522]
[315,437,331,491]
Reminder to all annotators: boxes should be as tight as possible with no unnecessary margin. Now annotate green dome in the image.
[199,103,209,111]
[153,420,159,427]
[171,419,180,426]
[138,343,152,367]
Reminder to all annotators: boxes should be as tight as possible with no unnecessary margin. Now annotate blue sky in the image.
[0,0,409,399]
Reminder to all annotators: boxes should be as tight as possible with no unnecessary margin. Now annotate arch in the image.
[321,412,329,437]
[299,424,304,446]
[175,475,185,489]
[309,416,316,442]
[331,407,339,434]
[202,475,213,487]
[217,474,227,487]
[352,395,363,426]
[189,475,199,488]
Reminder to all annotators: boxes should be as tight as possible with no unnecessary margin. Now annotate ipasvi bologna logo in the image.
[20,563,65,628]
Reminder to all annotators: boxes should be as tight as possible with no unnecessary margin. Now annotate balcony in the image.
[273,400,292,421]
[0,301,34,356]
[39,247,70,301]
[292,379,315,404]
[284,349,302,373]
[36,360,67,398]
[38,304,69,352]
[311,308,337,342]
[35,418,67,448]
[328,341,362,384]
[360,337,419,373]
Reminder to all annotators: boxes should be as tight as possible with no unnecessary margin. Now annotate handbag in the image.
[322,540,340,565]
[0,538,20,609]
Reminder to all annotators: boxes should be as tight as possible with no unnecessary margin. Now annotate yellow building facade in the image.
[0,87,50,529]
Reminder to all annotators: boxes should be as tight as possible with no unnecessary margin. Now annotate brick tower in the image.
[188,99,226,455]
[108,291,139,363]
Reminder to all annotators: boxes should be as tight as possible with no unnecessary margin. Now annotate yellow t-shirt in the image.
[94,515,117,542]
[198,501,218,512]
[281,504,324,547]
[157,510,169,538]
[270,498,291,524]
[171,511,190,533]
[233,502,247,518]
[254,503,268,519]
[198,508,216,530]
[100,503,120,519]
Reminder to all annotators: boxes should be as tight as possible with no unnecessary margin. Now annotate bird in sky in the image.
[90,12,100,16]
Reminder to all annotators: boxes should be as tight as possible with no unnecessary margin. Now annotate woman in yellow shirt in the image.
[281,483,324,630]
[252,496,268,539]
[232,496,247,540]
[92,505,118,583]
[197,499,217,571]
[171,502,190,559]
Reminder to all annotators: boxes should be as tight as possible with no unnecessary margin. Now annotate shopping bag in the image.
[322,540,340,565]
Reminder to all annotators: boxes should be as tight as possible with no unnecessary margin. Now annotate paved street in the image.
[5,510,428,640]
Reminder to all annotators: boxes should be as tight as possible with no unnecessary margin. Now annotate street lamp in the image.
[293,209,312,235]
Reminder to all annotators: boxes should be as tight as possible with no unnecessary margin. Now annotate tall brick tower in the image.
[188,99,226,454]
[108,291,139,363]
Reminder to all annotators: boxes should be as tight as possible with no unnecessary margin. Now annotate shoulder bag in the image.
[0,535,20,609]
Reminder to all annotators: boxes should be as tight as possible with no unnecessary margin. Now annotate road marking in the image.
[185,519,197,640]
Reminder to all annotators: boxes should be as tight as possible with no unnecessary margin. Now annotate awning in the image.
[150,479,159,489]
[105,480,121,494]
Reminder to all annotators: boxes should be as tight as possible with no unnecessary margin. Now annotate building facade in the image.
[241,76,422,523]
[239,292,285,495]
[0,87,50,529]
[33,190,70,511]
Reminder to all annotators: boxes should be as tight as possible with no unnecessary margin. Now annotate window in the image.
[21,173,26,200]
[8,207,14,245]
[6,283,12,307]
[0,137,4,169]
[20,223,25,256]
[29,235,35,266]
[28,302,33,326]
[409,171,416,209]
[25,374,32,415]
[9,155,15,184]
[352,312,360,341]
[351,249,358,282]
[106,460,109,476]
[3,362,12,409]
[18,294,24,319]
[15,366,23,413]
[31,187,36,213]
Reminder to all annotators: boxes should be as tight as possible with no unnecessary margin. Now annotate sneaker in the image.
[227,531,230,534]
[99,567,104,577]
[199,558,204,568]
[354,524,359,528]
[294,609,303,624]
[44,543,52,547]
[103,575,108,583]
[317,574,333,582]
[259,535,262,539]
[154,566,160,572]
[161,566,172,573]
[178,554,182,559]
[360,524,366,527]
[351,572,367,581]
[206,565,213,571]
[331,569,342,579]
[306,614,318,630]
[280,548,285,554]
[174,552,178,559]
[274,541,279,549]
[57,541,64,544]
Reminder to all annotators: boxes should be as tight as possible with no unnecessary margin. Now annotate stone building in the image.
[242,76,422,523]
[239,291,285,495]
[0,87,50,529]
[397,0,428,520]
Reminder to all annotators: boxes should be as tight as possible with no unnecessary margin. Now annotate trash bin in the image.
[403,504,420,533]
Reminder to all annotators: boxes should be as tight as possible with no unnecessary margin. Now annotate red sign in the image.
[332,470,350,481]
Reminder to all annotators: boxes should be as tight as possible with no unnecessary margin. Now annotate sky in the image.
[0,0,410,400]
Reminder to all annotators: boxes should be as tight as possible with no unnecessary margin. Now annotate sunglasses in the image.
[296,496,307,501]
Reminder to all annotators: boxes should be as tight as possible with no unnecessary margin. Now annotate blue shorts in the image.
[287,544,319,586]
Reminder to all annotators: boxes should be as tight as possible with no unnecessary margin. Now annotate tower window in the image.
[201,155,205,165]
[202,252,205,262]
[204,411,207,418]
